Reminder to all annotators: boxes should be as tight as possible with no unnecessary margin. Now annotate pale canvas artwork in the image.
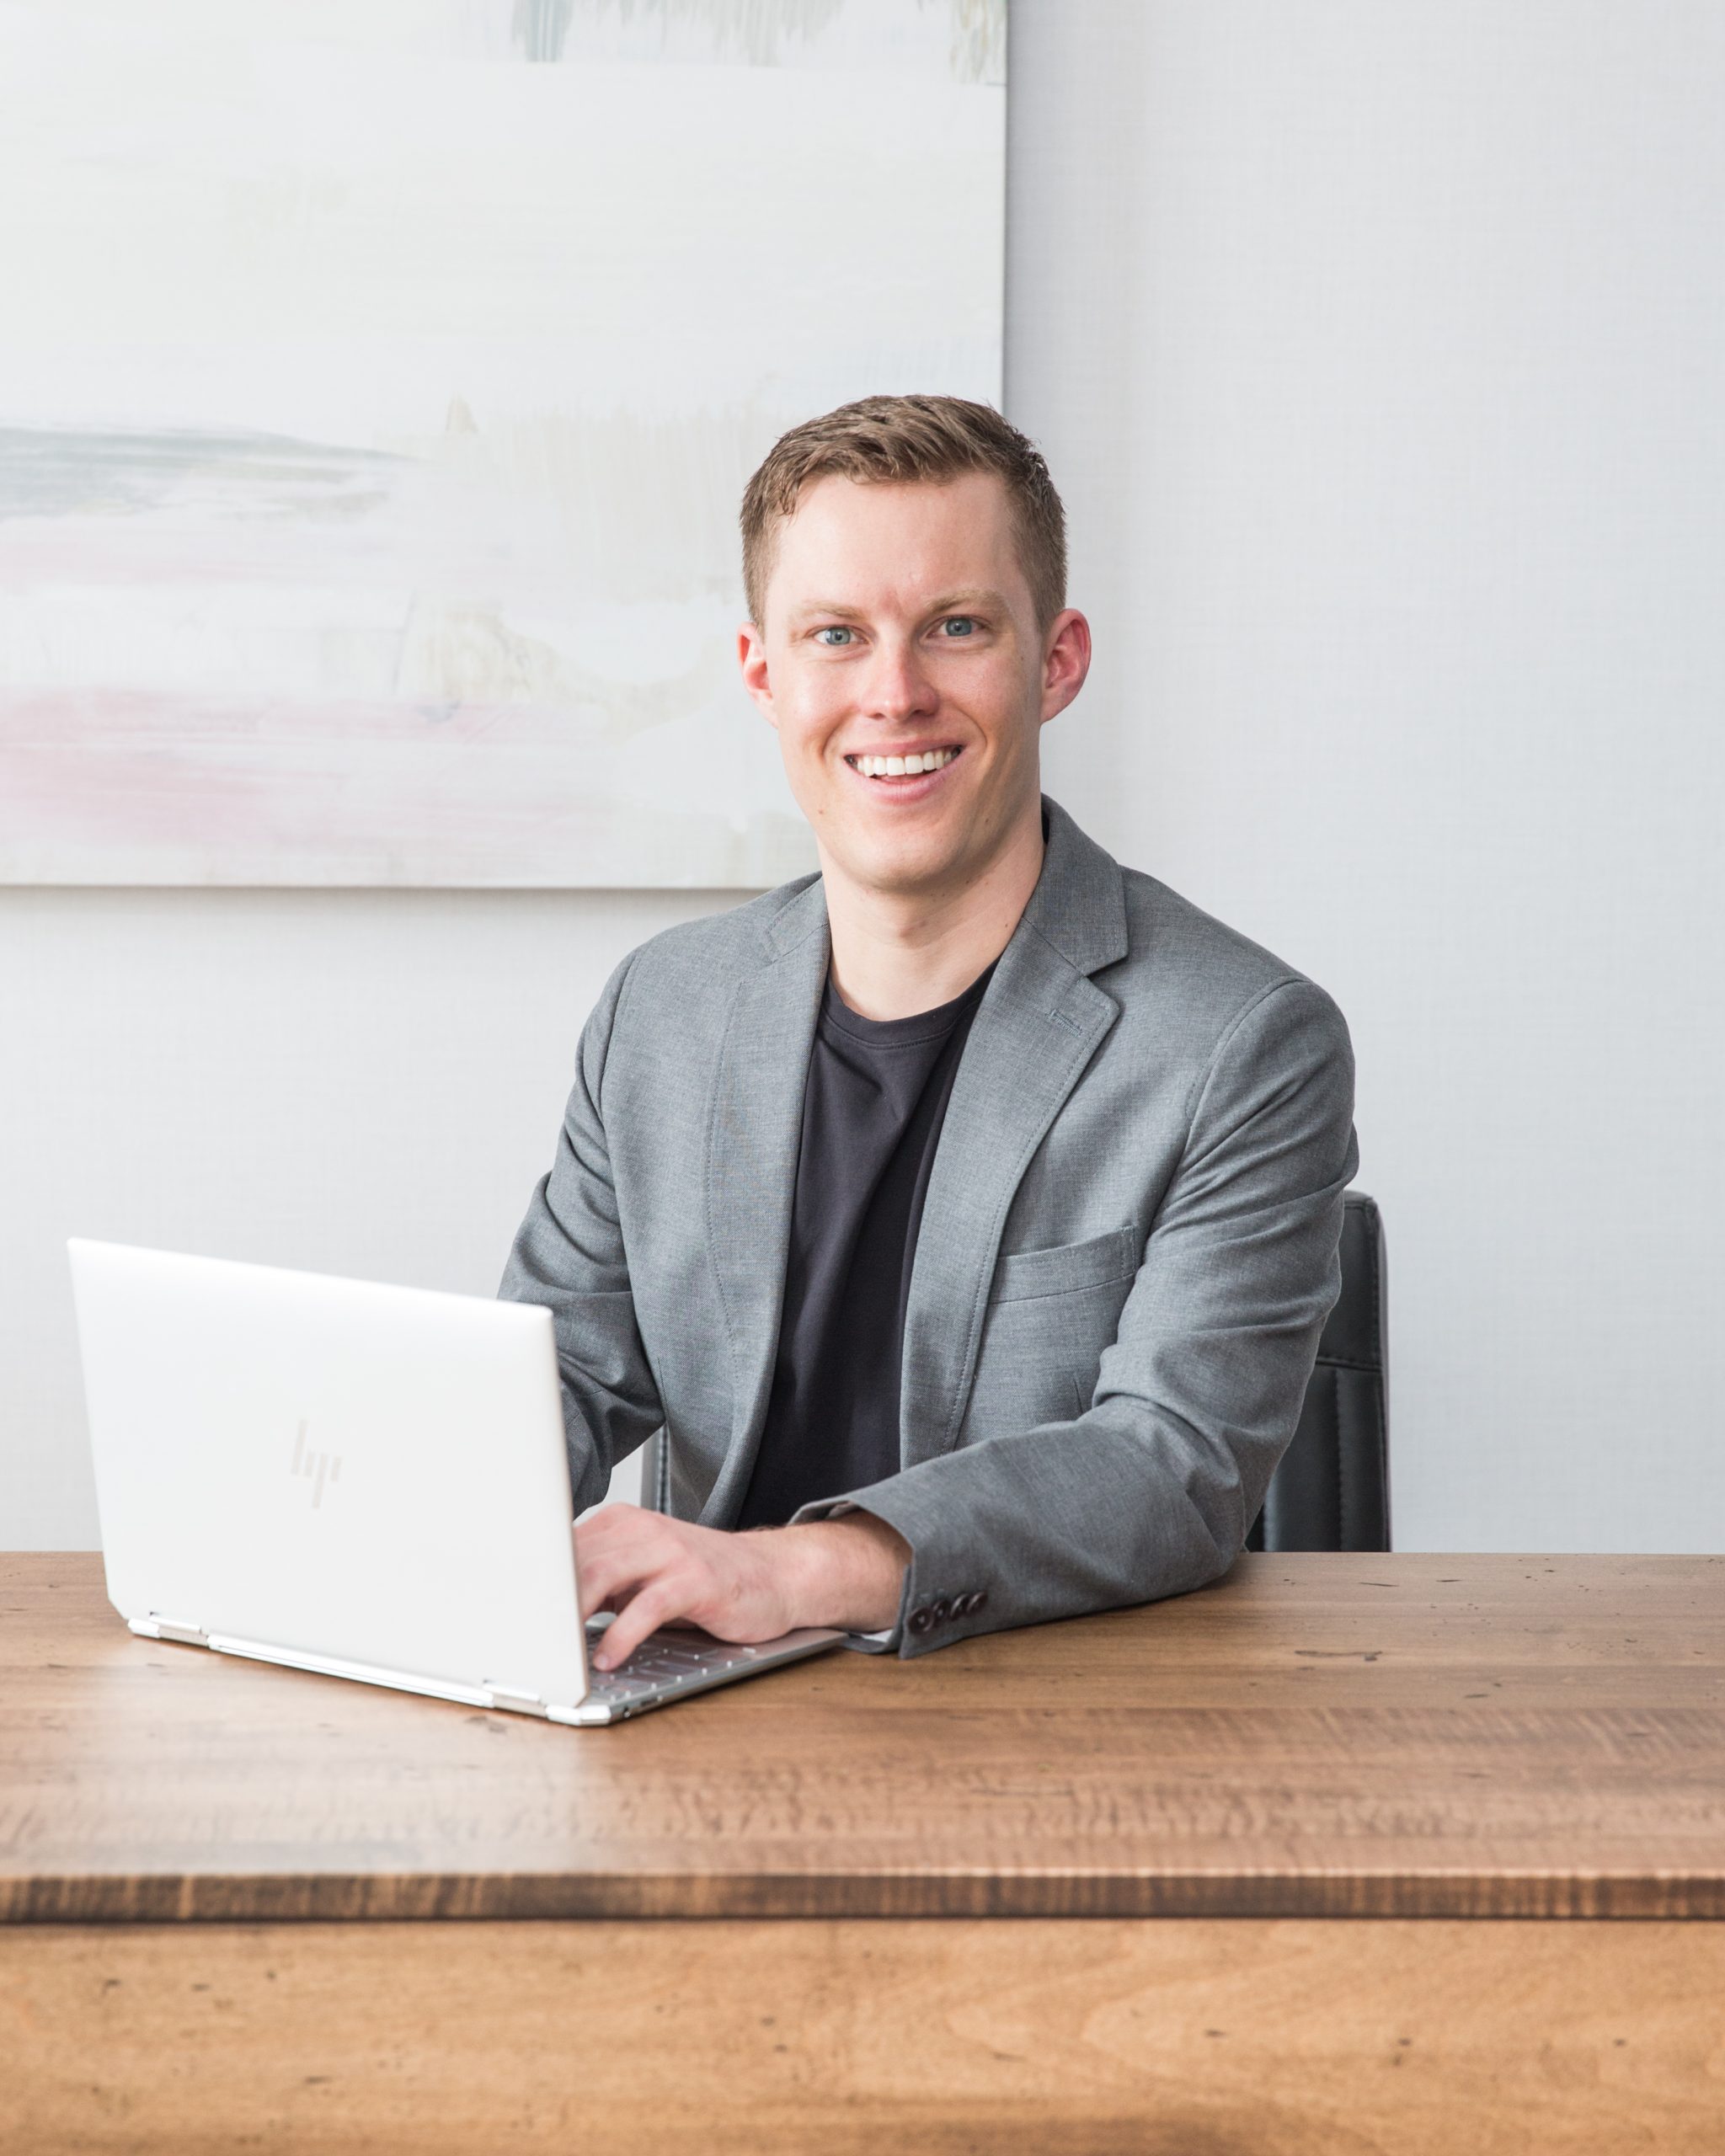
[0,0,1006,885]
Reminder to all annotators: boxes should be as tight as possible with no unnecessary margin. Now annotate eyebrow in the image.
[787,588,1009,625]
[925,588,1007,615]
[787,601,869,624]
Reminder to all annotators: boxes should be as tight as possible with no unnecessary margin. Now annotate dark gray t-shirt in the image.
[734,964,994,1529]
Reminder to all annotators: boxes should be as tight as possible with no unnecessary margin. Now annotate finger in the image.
[575,1515,679,1621]
[576,1501,645,1546]
[577,1543,664,1622]
[579,1554,648,1623]
[573,1502,645,1574]
[591,1574,697,1669]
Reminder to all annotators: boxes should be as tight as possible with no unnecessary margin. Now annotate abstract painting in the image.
[0,0,1006,884]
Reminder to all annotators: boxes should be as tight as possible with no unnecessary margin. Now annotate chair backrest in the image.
[638,1191,1391,1555]
[1247,1189,1391,1553]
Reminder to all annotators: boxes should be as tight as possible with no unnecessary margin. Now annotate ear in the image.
[737,622,778,728]
[1039,608,1092,724]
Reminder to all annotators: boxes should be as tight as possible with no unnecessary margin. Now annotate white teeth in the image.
[851,748,958,778]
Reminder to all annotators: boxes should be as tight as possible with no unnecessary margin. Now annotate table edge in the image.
[6,1870,1725,1924]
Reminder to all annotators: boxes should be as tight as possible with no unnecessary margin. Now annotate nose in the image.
[858,632,938,726]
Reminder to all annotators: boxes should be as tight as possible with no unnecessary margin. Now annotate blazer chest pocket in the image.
[989,1225,1140,1305]
[961,1227,1142,1443]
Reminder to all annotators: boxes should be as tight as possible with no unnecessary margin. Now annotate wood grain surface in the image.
[8,1918,1725,2153]
[4,1551,1724,1924]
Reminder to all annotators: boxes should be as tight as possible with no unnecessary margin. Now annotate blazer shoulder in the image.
[1114,865,1348,1037]
[607,872,824,1011]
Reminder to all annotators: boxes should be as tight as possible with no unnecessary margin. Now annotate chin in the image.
[850,830,967,895]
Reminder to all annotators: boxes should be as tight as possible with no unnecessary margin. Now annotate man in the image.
[501,394,1357,1672]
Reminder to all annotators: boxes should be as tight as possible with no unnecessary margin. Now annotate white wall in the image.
[1,890,722,1542]
[1014,1,1725,1548]
[7,0,1724,1551]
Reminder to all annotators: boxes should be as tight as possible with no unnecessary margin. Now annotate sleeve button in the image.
[907,1606,935,1636]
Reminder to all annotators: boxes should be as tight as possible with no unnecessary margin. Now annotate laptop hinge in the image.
[130,1620,562,1716]
[131,1614,209,1646]
[206,1633,495,1708]
[486,1686,550,1718]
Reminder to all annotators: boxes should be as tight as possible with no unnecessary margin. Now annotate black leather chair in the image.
[1247,1190,1390,1552]
[638,1190,1391,1554]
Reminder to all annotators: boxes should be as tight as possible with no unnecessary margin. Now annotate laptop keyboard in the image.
[582,1624,772,1705]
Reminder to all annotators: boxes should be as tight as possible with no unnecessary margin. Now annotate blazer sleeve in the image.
[497,953,665,1515]
[792,976,1359,1656]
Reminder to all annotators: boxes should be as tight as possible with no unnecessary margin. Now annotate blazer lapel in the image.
[697,878,829,1525]
[900,799,1130,1465]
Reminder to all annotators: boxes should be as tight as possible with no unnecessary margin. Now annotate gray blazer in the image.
[500,797,1358,1655]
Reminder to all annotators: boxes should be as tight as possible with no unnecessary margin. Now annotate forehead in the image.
[765,469,1026,618]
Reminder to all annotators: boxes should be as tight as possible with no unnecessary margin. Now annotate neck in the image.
[821,800,1046,1022]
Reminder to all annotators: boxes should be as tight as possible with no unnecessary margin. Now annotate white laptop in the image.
[67,1238,841,1724]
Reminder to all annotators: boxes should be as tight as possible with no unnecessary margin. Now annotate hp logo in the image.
[290,1420,343,1509]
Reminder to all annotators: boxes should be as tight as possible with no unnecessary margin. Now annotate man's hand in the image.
[575,1503,911,1670]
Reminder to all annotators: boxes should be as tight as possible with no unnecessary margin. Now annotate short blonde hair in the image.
[740,393,1068,630]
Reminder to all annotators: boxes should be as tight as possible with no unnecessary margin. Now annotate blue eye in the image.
[816,626,854,646]
[942,616,977,637]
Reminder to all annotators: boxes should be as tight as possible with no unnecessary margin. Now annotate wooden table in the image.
[4,1550,1723,2151]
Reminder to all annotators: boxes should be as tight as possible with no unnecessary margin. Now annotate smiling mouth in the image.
[844,746,962,780]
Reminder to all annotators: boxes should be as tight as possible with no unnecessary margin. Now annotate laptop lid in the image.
[67,1238,589,1708]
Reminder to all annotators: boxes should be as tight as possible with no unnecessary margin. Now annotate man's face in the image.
[739,470,1087,900]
